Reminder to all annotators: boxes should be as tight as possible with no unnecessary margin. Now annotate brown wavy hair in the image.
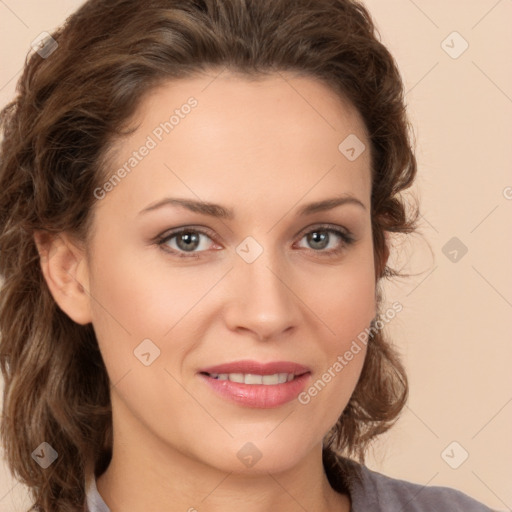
[0,0,419,510]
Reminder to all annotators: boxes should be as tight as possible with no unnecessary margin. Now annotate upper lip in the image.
[199,360,311,376]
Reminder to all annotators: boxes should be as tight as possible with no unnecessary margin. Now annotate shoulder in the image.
[323,450,494,512]
[348,462,495,512]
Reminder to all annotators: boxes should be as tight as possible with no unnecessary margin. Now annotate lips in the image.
[197,360,311,408]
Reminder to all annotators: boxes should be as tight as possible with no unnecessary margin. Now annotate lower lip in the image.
[198,373,311,408]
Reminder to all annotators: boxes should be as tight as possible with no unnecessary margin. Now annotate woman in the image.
[0,0,494,511]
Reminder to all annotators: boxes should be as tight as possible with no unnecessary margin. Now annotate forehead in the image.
[98,71,371,217]
[135,70,368,150]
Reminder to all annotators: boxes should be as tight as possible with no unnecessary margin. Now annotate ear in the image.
[375,231,390,279]
[383,230,390,266]
[33,230,92,325]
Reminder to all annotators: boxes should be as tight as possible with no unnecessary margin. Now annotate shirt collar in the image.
[85,472,111,512]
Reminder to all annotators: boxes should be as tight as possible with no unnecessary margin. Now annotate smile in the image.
[197,360,311,408]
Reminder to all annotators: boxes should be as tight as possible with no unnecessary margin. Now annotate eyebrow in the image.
[138,195,366,218]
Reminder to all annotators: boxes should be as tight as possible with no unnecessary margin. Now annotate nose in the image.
[223,247,302,342]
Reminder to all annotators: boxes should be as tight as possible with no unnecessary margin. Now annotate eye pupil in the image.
[308,231,328,250]
[177,231,200,251]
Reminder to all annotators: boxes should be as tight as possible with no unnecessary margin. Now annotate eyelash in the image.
[154,224,356,259]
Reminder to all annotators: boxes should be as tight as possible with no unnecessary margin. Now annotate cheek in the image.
[302,247,376,347]
[296,247,375,418]
[85,234,169,379]
[320,273,375,330]
[86,236,225,374]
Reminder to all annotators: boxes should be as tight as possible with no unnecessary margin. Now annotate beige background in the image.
[1,1,511,511]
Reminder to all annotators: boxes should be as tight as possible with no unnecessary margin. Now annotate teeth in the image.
[208,372,296,384]
[262,374,279,385]
[245,373,264,384]
[228,373,244,383]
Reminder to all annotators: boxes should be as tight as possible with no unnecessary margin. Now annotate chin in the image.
[194,434,318,476]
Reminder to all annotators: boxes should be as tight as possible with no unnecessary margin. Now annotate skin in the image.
[35,70,384,512]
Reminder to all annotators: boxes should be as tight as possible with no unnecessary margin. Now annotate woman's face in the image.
[79,71,376,474]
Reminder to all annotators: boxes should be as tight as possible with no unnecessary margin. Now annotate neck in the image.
[97,457,349,512]
[96,402,350,512]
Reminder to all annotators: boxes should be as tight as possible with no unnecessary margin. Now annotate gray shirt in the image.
[85,451,495,511]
